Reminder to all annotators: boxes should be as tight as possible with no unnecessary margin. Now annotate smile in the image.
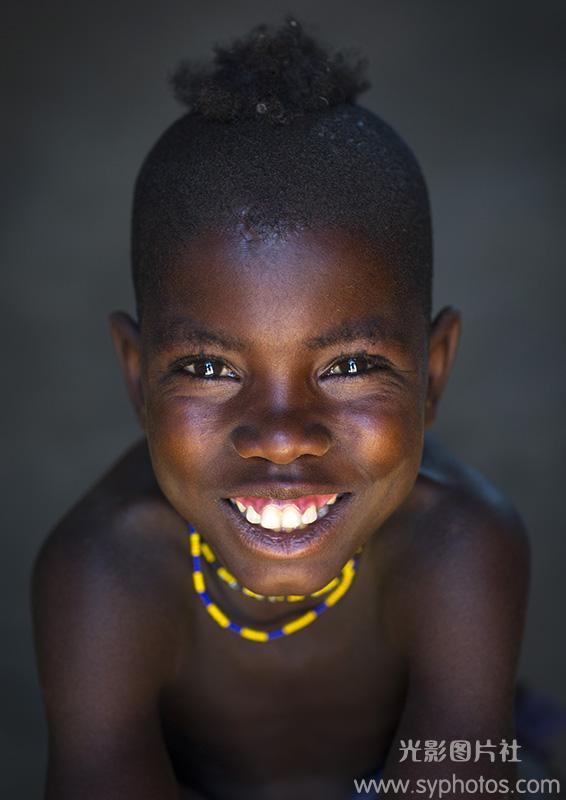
[219,490,354,559]
[227,493,343,532]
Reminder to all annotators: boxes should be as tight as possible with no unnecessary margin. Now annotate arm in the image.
[31,523,183,800]
[382,495,530,793]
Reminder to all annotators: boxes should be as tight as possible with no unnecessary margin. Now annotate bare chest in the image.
[161,598,405,800]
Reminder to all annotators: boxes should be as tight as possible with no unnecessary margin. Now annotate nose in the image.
[230,412,332,464]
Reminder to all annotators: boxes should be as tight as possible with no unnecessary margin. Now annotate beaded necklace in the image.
[199,535,347,602]
[188,522,361,642]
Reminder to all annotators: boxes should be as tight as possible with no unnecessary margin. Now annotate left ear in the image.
[425,306,461,428]
[108,311,146,430]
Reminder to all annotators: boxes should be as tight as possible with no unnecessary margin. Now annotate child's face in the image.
[111,228,460,595]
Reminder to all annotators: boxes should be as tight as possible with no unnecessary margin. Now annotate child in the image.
[32,18,535,800]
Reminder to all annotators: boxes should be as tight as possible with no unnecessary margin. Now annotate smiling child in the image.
[31,18,532,800]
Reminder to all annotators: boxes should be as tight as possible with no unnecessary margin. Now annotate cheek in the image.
[144,395,223,492]
[345,395,424,484]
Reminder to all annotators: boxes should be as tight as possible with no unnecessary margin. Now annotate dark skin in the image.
[32,229,530,800]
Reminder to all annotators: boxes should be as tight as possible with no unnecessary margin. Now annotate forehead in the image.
[144,228,425,352]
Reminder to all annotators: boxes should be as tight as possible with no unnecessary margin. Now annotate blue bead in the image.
[228,621,241,632]
[267,629,286,640]
[187,522,196,533]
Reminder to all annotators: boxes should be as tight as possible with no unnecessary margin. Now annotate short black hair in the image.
[131,18,432,321]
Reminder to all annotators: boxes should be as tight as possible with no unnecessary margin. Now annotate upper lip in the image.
[222,484,350,501]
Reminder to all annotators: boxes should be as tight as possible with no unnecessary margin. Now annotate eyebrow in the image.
[151,314,401,353]
[150,319,249,353]
[305,315,401,349]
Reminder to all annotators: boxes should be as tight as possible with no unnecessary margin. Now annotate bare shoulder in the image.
[408,434,530,559]
[31,438,188,692]
[31,439,185,796]
[378,438,532,774]
[33,438,186,580]
[384,434,530,658]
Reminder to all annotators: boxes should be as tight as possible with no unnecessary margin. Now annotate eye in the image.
[322,353,389,378]
[175,356,239,381]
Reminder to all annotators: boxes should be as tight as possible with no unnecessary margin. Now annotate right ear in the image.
[108,311,146,430]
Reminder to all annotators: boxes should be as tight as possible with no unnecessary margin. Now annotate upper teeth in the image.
[230,495,338,532]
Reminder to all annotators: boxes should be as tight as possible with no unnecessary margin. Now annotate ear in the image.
[425,306,461,428]
[108,311,146,430]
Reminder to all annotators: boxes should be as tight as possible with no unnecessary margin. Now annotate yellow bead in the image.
[243,587,264,599]
[193,570,205,594]
[240,627,270,642]
[201,542,215,562]
[218,566,237,585]
[190,532,200,557]
[286,595,306,602]
[206,603,230,627]
[282,610,317,634]
[311,577,339,597]
[324,572,353,607]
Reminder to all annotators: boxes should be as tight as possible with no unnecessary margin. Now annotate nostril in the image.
[230,421,332,462]
[230,424,266,459]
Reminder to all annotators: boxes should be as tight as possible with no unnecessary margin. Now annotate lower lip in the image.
[219,494,353,559]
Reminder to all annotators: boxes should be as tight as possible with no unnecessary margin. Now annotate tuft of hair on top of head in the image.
[170,16,370,124]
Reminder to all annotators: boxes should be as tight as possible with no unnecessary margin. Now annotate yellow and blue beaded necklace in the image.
[188,522,361,642]
[199,534,346,603]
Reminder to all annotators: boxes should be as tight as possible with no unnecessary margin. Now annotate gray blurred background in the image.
[2,0,565,794]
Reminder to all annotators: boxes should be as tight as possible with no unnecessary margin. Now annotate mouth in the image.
[219,491,353,558]
[227,493,343,531]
